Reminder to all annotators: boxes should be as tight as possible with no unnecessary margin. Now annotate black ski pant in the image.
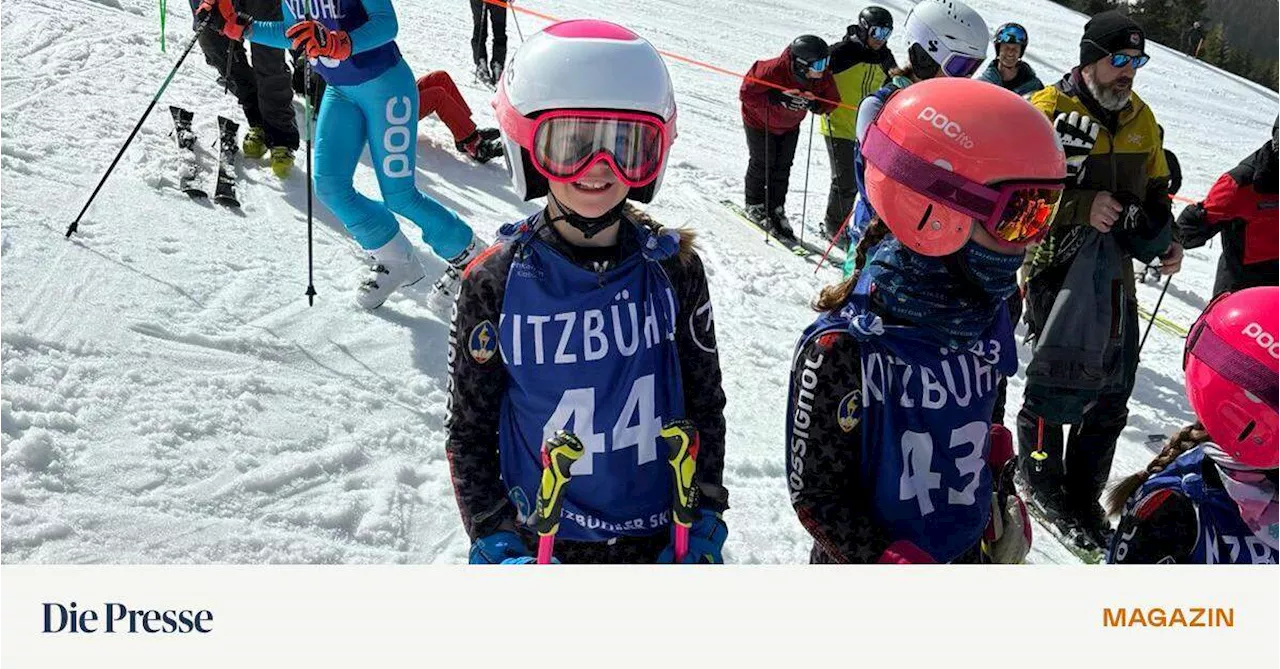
[193,0,299,150]
[744,124,800,212]
[469,0,508,67]
[1016,300,1139,507]
[290,49,326,117]
[823,135,858,238]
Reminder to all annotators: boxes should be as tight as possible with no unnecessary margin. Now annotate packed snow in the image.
[2,0,1276,564]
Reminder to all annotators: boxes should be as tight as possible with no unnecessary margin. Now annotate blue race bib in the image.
[284,0,399,85]
[497,222,686,541]
[791,270,1015,562]
[1115,448,1278,565]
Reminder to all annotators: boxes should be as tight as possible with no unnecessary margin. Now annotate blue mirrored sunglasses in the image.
[806,57,829,73]
[1084,39,1149,69]
[868,25,893,41]
[1108,52,1150,69]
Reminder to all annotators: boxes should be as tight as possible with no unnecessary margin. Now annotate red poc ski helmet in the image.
[862,77,1066,256]
[1184,286,1279,469]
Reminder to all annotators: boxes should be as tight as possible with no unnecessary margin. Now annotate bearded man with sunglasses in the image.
[1016,11,1182,552]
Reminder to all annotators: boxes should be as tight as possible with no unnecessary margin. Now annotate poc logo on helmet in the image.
[918,107,975,149]
[1242,322,1280,360]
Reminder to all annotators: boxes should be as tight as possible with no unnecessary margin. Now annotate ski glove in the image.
[1053,111,1100,183]
[1113,190,1148,232]
[985,492,1032,564]
[500,556,561,565]
[768,89,809,112]
[656,510,727,564]
[196,0,251,42]
[287,21,353,61]
[877,540,937,564]
[983,424,1031,564]
[469,531,532,564]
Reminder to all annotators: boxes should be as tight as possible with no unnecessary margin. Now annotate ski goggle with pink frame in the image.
[862,124,1064,245]
[500,108,676,187]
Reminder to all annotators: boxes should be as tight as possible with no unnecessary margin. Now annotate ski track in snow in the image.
[2,0,1275,564]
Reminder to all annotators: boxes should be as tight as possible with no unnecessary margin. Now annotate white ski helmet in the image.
[493,20,678,203]
[903,0,990,78]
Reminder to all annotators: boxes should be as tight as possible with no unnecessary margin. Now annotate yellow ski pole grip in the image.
[662,420,700,562]
[532,431,585,564]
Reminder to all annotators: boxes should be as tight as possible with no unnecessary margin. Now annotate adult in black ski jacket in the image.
[188,0,299,162]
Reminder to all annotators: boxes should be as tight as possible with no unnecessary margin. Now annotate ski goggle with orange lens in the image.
[862,124,1063,245]
[504,109,675,187]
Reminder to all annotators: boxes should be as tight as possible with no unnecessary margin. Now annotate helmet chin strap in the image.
[546,191,627,239]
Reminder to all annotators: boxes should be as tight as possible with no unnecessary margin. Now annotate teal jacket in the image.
[976,60,1044,96]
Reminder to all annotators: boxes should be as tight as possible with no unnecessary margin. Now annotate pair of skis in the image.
[718,199,843,267]
[169,105,240,207]
[531,421,702,564]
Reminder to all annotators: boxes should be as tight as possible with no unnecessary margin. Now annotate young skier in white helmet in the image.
[447,20,730,565]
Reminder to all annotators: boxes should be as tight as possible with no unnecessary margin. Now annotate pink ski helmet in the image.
[1184,286,1279,469]
[493,20,677,203]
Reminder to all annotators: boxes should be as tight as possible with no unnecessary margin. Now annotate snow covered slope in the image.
[2,0,1275,564]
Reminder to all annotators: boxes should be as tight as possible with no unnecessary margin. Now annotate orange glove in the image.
[196,0,250,42]
[286,21,352,61]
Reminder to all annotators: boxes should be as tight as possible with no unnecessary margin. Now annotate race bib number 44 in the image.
[541,375,662,476]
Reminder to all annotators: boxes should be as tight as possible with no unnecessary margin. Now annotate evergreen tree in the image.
[1079,0,1118,15]
[1201,24,1229,64]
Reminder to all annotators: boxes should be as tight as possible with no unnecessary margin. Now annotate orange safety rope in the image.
[480,0,859,111]
[483,1,1206,207]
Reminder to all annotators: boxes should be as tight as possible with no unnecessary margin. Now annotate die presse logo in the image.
[42,601,213,634]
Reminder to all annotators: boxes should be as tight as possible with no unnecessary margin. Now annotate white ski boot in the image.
[427,235,486,313]
[356,231,426,310]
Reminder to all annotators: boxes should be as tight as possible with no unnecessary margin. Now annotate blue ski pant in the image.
[313,60,472,258]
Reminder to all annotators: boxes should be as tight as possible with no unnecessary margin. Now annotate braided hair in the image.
[813,218,893,312]
[1104,424,1213,517]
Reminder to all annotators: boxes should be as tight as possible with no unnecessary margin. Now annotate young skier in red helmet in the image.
[786,77,1065,563]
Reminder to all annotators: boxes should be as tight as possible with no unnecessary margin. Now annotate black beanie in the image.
[1079,11,1145,67]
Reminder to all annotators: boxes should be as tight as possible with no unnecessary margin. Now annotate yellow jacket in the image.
[1025,72,1172,295]
[819,36,895,140]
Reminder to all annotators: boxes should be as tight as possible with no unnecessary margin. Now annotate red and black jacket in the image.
[1176,138,1278,297]
[739,46,839,134]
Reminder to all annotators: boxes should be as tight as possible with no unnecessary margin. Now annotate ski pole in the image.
[813,207,852,274]
[661,420,700,563]
[762,105,772,244]
[1031,416,1047,472]
[159,0,167,52]
[508,0,524,43]
[799,114,815,247]
[303,8,318,306]
[66,21,207,237]
[1138,274,1173,354]
[531,431,585,564]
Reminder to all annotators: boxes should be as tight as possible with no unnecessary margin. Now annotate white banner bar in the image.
[3,565,1277,667]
